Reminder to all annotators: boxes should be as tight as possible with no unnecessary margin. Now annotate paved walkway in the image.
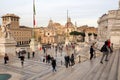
[33,48,120,80]
[1,44,119,80]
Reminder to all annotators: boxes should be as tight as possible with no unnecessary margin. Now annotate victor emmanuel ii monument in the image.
[98,0,120,47]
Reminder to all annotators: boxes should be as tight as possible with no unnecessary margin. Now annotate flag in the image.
[33,0,36,27]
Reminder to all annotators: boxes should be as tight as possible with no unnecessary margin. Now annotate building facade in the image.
[1,14,32,46]
[0,14,98,45]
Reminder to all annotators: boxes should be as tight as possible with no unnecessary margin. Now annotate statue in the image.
[1,23,11,39]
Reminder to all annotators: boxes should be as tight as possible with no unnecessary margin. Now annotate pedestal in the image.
[29,38,38,52]
[65,37,69,45]
[0,38,17,56]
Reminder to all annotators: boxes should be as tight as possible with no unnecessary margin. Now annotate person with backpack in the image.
[100,41,109,64]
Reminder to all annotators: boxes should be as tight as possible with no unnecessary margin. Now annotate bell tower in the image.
[1,14,20,29]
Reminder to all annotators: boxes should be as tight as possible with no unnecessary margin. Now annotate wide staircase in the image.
[33,48,120,80]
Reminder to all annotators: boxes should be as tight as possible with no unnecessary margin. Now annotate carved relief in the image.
[109,10,116,15]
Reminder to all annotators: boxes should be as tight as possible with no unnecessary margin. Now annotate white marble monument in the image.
[98,0,120,47]
[29,38,38,52]
[0,24,17,56]
[65,37,69,45]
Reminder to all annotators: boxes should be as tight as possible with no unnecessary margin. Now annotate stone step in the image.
[39,57,100,80]
[93,52,116,80]
[107,50,119,80]
[38,68,66,80]
[98,52,117,80]
[64,57,100,80]
[38,50,120,80]
[39,66,76,80]
[38,62,79,80]
[118,49,120,80]
[74,58,101,80]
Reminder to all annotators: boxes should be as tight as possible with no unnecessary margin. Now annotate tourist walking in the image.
[64,55,68,68]
[67,55,71,67]
[19,54,25,67]
[47,55,51,63]
[32,51,35,58]
[27,52,30,59]
[64,55,70,68]
[18,51,21,58]
[70,54,75,66]
[100,41,109,64]
[90,45,94,60]
[43,47,46,54]
[4,53,9,64]
[51,57,57,72]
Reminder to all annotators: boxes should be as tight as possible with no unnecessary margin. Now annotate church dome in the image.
[65,17,74,28]
[65,22,74,27]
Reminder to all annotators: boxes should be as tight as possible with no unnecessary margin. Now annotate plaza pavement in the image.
[0,43,104,80]
[0,45,76,80]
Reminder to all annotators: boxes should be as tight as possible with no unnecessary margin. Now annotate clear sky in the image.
[0,0,119,27]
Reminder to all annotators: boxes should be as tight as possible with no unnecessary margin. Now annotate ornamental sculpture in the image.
[1,23,11,39]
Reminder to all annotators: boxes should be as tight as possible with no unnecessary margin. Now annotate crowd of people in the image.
[89,39,113,64]
[64,54,75,68]
[3,39,114,72]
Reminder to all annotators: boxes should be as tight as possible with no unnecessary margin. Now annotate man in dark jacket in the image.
[51,57,56,72]
[4,53,9,64]
[100,41,109,64]
[90,45,94,60]
[19,54,25,67]
[71,54,75,66]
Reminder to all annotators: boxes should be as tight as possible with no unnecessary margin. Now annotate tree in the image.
[93,33,97,39]
[88,33,92,41]
[88,33,92,36]
[70,31,80,42]
[69,31,80,36]
[79,32,86,42]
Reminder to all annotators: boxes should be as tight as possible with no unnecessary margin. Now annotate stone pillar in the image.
[29,38,38,52]
[0,38,17,56]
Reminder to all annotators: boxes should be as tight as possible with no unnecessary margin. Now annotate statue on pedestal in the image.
[1,23,11,39]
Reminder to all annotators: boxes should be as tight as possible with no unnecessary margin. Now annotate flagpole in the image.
[67,10,69,37]
[30,0,38,52]
[33,0,35,38]
[65,10,69,47]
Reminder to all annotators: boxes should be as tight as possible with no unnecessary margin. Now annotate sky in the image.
[0,0,119,27]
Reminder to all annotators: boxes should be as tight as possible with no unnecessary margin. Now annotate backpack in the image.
[100,45,108,52]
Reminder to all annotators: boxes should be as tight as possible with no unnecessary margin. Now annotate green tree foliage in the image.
[88,33,92,36]
[69,31,86,42]
[69,31,81,36]
[93,33,97,36]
